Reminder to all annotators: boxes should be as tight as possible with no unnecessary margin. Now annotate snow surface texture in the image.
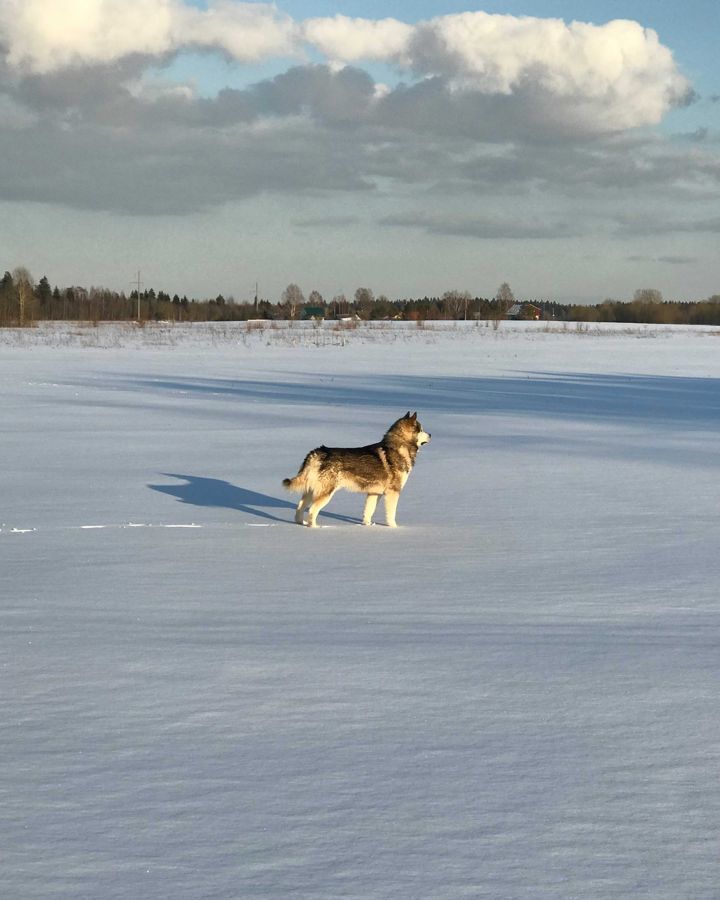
[3,321,720,899]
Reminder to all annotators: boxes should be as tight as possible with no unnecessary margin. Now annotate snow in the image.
[3,320,720,899]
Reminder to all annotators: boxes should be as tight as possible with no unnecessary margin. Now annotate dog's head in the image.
[400,411,431,448]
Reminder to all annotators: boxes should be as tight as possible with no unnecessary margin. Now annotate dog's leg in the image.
[362,493,380,526]
[384,491,400,528]
[295,492,311,525]
[307,490,335,528]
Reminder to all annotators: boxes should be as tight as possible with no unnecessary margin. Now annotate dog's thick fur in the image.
[282,412,431,527]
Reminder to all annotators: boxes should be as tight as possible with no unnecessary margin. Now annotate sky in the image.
[0,1,718,304]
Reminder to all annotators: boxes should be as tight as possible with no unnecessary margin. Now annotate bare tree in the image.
[442,289,472,320]
[354,287,374,318]
[495,282,515,311]
[633,288,663,305]
[12,266,34,325]
[281,283,304,319]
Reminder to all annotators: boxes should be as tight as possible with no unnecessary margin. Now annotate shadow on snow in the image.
[148,474,360,525]
[104,372,720,430]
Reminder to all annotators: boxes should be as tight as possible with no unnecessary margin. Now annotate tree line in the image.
[1,269,719,327]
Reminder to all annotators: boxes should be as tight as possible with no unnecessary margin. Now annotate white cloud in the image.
[409,14,654,93]
[403,13,691,130]
[0,0,295,74]
[176,1,297,62]
[298,11,691,131]
[0,3,690,133]
[301,14,411,64]
[1,0,177,72]
[0,2,706,220]
[0,2,692,130]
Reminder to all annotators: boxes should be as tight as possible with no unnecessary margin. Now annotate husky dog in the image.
[283,412,431,527]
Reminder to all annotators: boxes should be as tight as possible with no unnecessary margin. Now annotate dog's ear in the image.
[405,411,412,419]
[410,411,417,421]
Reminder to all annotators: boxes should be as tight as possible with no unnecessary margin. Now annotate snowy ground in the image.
[3,321,720,899]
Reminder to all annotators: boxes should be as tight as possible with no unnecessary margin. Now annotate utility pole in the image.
[132,270,143,320]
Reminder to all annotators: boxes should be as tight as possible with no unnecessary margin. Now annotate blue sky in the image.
[1,1,718,303]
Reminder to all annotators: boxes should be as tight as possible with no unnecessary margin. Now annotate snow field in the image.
[2,322,720,899]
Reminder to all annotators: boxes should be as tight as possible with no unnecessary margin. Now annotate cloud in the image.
[408,14,684,97]
[178,1,297,62]
[301,11,692,132]
[301,14,412,64]
[627,254,699,265]
[293,215,361,229]
[675,126,710,143]
[248,63,376,124]
[0,3,692,133]
[615,213,720,236]
[381,211,575,240]
[300,10,691,130]
[0,0,296,74]
[0,56,716,219]
[0,100,375,214]
[0,88,37,126]
[0,4,712,222]
[1,0,175,72]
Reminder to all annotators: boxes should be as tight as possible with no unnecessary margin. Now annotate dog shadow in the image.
[148,473,360,524]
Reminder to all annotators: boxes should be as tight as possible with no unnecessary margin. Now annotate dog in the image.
[282,412,431,527]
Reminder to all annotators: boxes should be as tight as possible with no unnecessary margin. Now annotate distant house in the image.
[302,306,325,320]
[507,302,542,320]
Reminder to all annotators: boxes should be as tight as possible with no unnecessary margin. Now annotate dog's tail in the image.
[282,474,304,491]
[282,450,320,493]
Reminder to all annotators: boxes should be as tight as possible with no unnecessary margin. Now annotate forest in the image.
[2,269,719,327]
